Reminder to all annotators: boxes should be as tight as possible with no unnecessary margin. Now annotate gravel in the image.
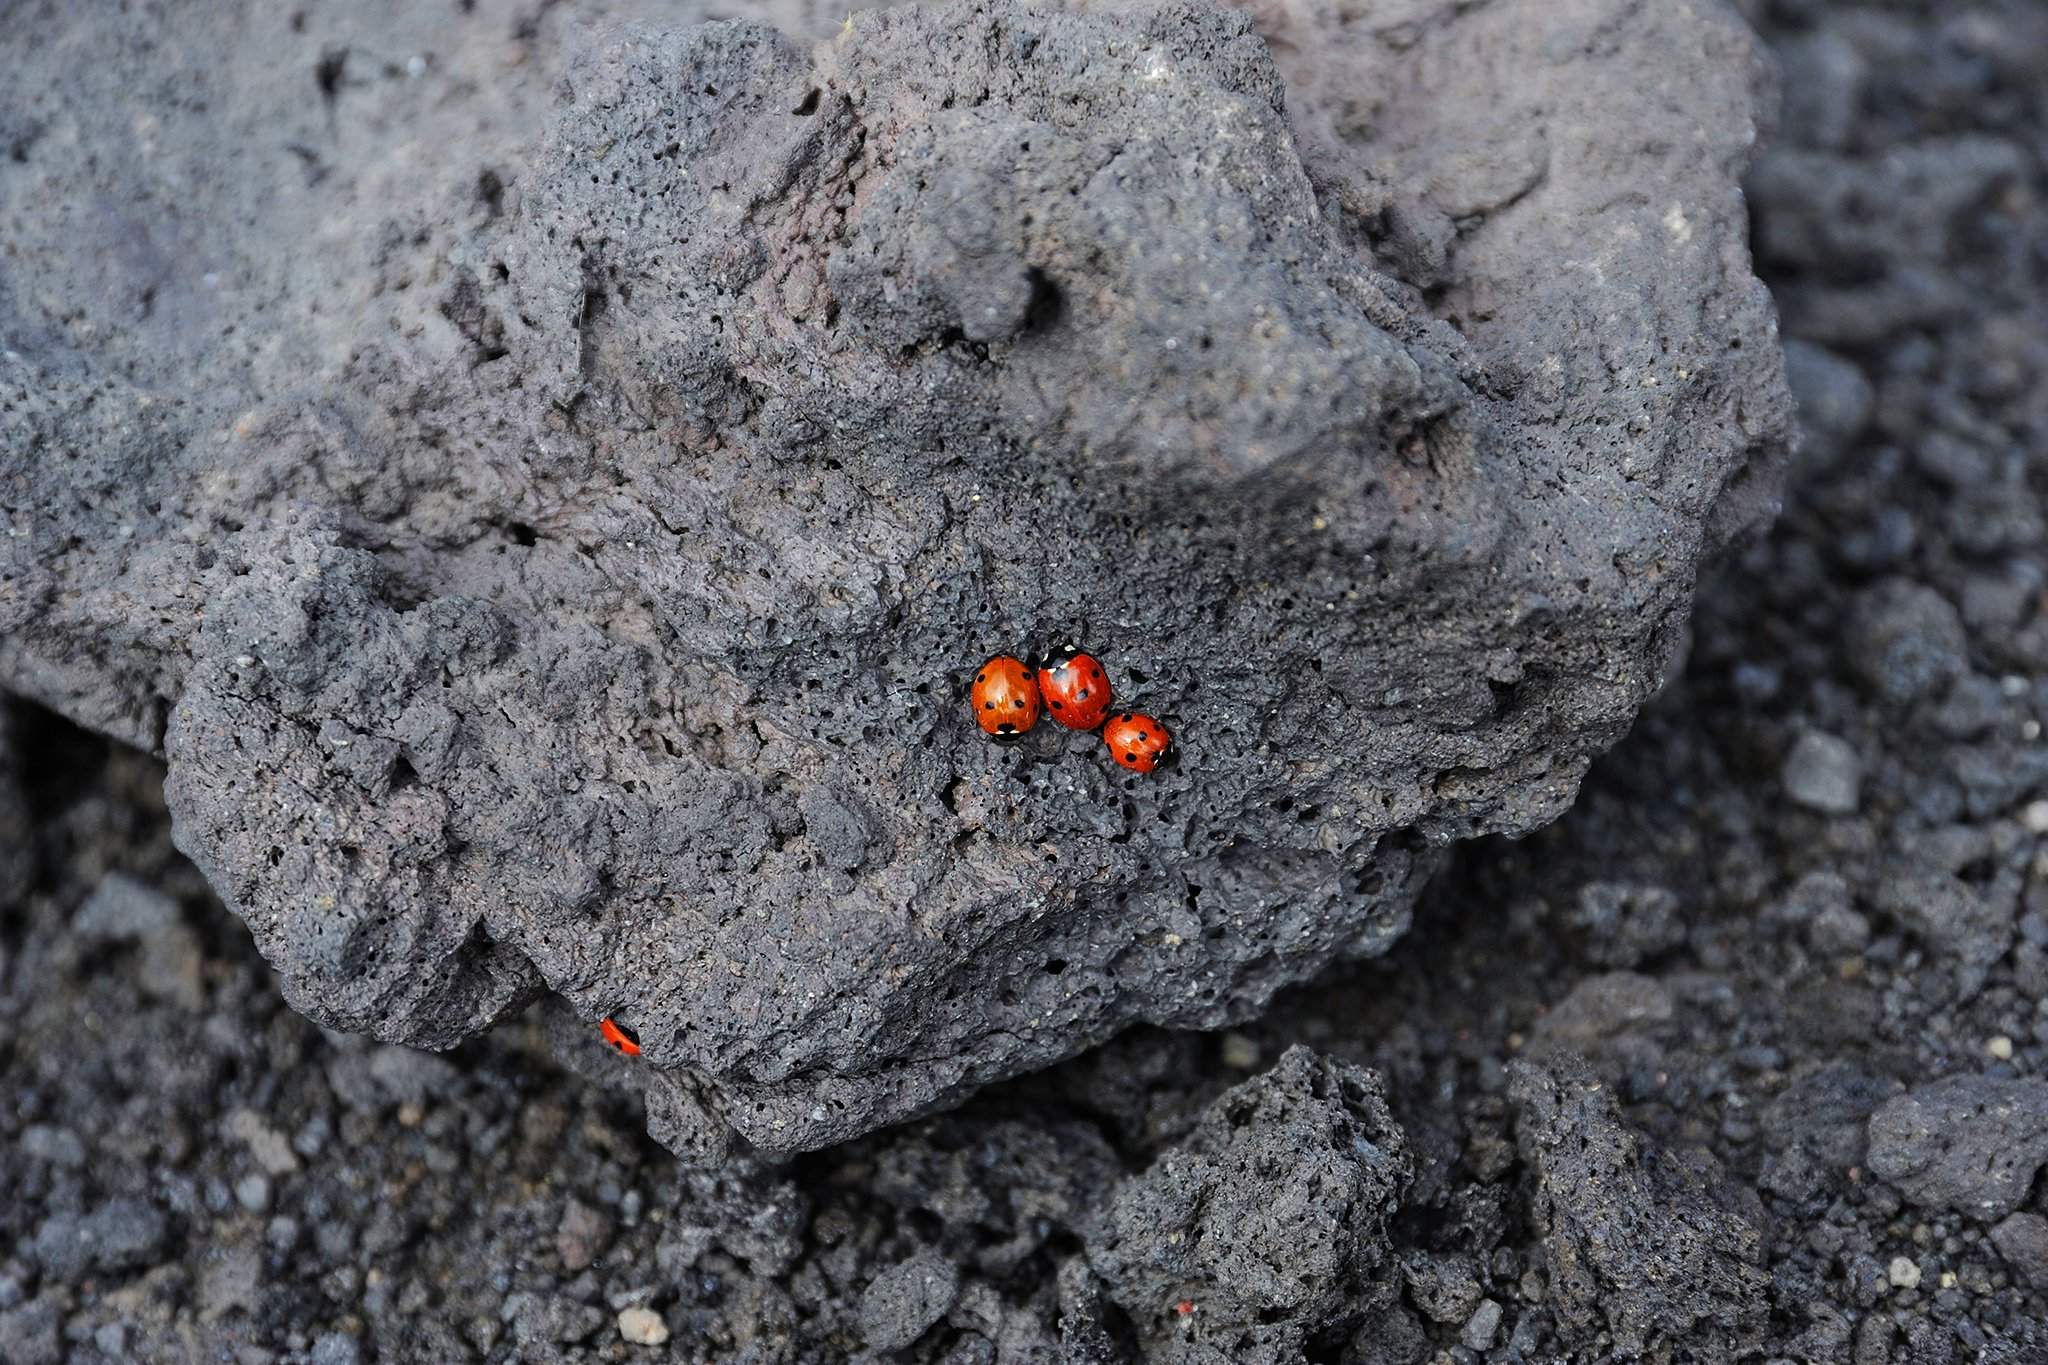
[0,0,2044,1360]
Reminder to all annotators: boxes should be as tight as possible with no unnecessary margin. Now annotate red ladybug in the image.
[600,1017,641,1056]
[1037,647,1113,731]
[1103,713,1171,773]
[970,655,1041,737]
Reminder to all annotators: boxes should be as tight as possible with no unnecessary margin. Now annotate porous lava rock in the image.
[1509,1055,1770,1359]
[1084,1046,1411,1362]
[0,0,1790,1154]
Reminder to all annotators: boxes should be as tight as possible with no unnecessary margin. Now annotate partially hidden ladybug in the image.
[600,1017,641,1056]
[1103,712,1171,773]
[970,655,1041,738]
[1037,646,1113,731]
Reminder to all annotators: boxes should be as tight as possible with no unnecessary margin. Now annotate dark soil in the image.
[4,0,2047,1361]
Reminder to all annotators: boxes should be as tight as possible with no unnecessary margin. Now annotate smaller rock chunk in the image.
[1462,1299,1504,1352]
[556,1199,613,1272]
[1990,1213,2048,1291]
[1567,882,1686,968]
[1782,730,1862,814]
[859,1250,960,1351]
[1402,1252,1481,1324]
[1846,580,1969,707]
[617,1307,671,1347]
[1086,1047,1410,1359]
[1873,871,2014,999]
[1867,1076,2048,1221]
[1509,1057,1767,1359]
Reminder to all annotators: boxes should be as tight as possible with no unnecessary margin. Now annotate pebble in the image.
[1987,1036,2014,1061]
[859,1251,960,1351]
[1887,1256,1921,1290]
[1782,730,1862,814]
[19,1126,86,1168]
[617,1307,670,1346]
[1461,1298,1503,1351]
[308,1332,362,1365]
[226,1110,302,1175]
[1808,903,1872,955]
[1846,580,1968,707]
[2025,800,2048,835]
[236,1173,274,1213]
[556,1200,613,1273]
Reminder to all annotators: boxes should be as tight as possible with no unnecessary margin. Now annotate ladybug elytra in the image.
[1103,712,1171,773]
[1037,647,1113,731]
[970,655,1042,737]
[600,1017,641,1056]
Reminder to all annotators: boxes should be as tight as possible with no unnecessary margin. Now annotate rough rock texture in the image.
[1083,1046,1410,1362]
[1509,1056,1769,1360]
[0,0,1788,1156]
[3,0,2044,1359]
[1867,1076,2048,1222]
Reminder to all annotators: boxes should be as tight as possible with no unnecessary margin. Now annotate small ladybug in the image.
[1103,713,1171,773]
[600,1017,641,1056]
[1037,646,1113,731]
[970,655,1041,738]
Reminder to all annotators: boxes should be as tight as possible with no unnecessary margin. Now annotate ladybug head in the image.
[1032,636,1088,670]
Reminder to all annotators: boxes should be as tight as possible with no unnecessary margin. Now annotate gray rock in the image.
[31,1197,170,1281]
[309,1332,363,1365]
[19,1125,85,1169]
[1866,1076,2048,1221]
[1567,882,1686,968]
[73,871,181,938]
[234,1173,273,1214]
[0,0,1792,1154]
[1989,1213,2048,1291]
[0,1295,61,1365]
[72,871,207,1009]
[1461,1298,1504,1352]
[1873,869,2014,998]
[1086,1047,1410,1360]
[1782,730,1862,814]
[1762,1062,1895,1175]
[1845,580,1969,708]
[366,1045,461,1108]
[1782,339,1872,473]
[1531,972,1675,1048]
[1808,902,1874,956]
[1402,1252,1481,1324]
[1342,1304,1430,1365]
[858,1250,961,1352]
[555,1199,614,1273]
[1509,1056,1767,1359]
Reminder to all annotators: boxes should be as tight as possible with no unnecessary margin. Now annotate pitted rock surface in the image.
[1084,1046,1411,1362]
[0,0,1790,1154]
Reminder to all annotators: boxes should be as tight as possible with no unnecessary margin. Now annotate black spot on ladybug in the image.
[1125,751,1137,762]
[976,673,985,683]
[998,722,1016,733]
[984,700,995,710]
[1050,700,1063,710]
[1078,689,1089,700]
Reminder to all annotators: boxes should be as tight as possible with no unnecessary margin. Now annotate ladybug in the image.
[1036,646,1113,731]
[600,1017,641,1056]
[970,655,1041,738]
[1103,713,1171,773]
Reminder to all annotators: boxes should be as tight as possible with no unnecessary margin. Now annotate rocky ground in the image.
[4,0,2048,1361]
